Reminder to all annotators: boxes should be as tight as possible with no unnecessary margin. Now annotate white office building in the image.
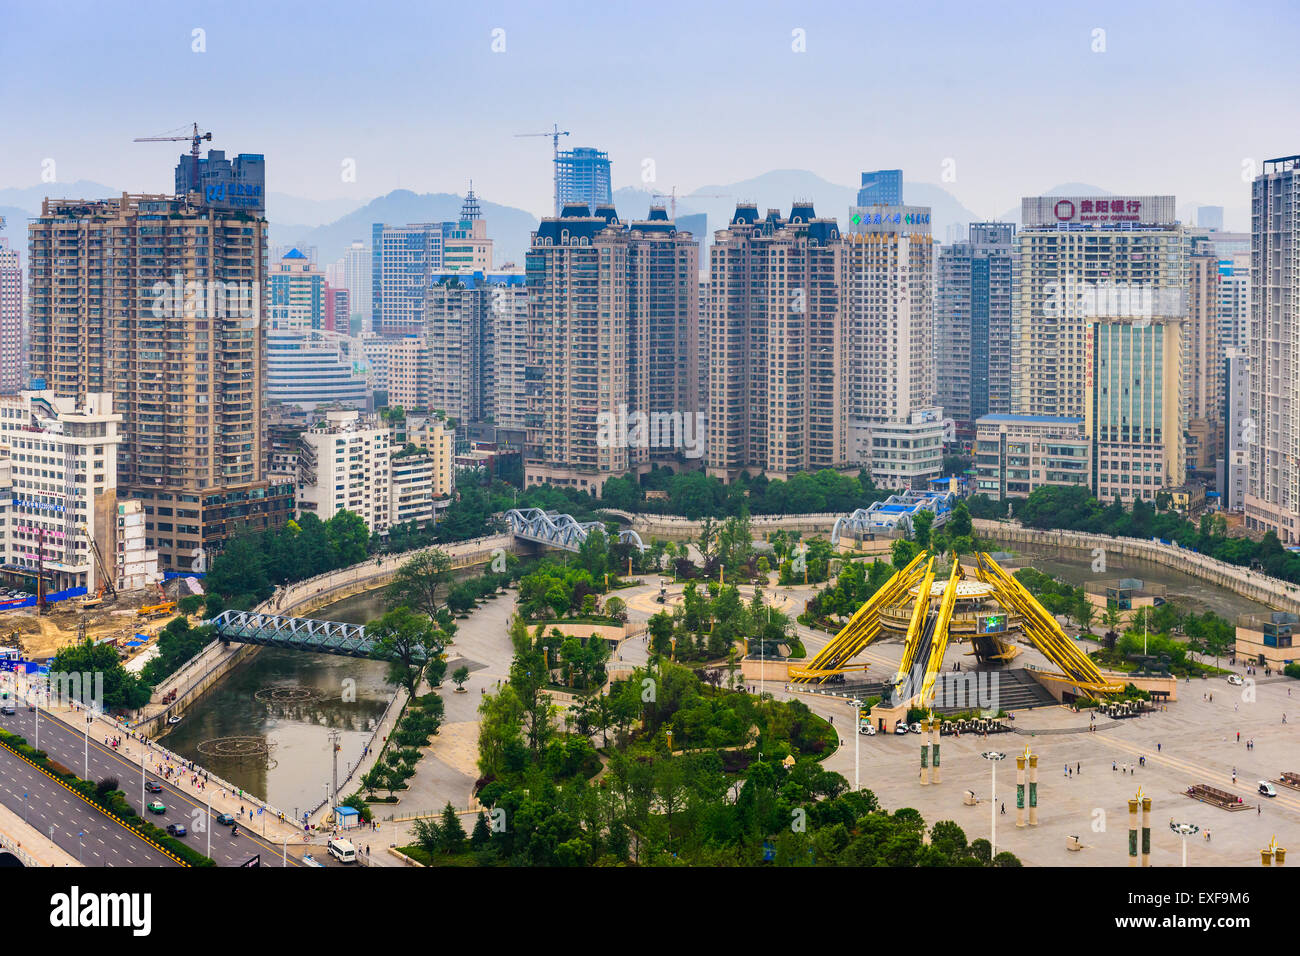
[0,391,121,593]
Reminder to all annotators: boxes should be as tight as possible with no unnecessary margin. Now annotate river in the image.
[994,540,1268,620]
[156,587,394,820]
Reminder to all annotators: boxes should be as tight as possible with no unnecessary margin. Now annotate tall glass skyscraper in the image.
[856,169,903,206]
[554,147,612,215]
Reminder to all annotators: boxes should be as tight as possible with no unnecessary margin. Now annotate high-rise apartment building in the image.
[554,148,612,216]
[844,205,941,488]
[424,272,527,426]
[1245,156,1300,542]
[268,247,325,332]
[327,240,371,331]
[526,204,699,493]
[27,183,292,572]
[0,236,21,393]
[707,203,847,482]
[856,169,903,206]
[1216,250,1251,355]
[1184,236,1222,473]
[1218,347,1250,512]
[1013,196,1187,421]
[323,284,350,334]
[936,223,1015,431]
[371,195,493,336]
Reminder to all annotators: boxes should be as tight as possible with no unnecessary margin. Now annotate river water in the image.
[157,587,394,820]
[995,541,1268,620]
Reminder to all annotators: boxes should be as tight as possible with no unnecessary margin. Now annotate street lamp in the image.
[83,712,93,779]
[78,830,84,865]
[206,789,212,859]
[1170,820,1199,868]
[23,791,28,823]
[982,750,1007,856]
[851,698,862,792]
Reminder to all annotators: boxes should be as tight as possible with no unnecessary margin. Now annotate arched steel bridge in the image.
[830,490,957,545]
[205,609,425,660]
[505,508,645,552]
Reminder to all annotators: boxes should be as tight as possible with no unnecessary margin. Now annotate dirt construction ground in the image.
[1,588,175,660]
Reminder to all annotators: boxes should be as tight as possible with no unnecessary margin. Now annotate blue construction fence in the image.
[0,585,87,613]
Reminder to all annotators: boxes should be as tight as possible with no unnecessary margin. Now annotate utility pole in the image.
[328,728,341,827]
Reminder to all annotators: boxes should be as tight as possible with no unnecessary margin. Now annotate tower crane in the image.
[514,124,570,215]
[133,122,213,191]
[650,186,730,220]
[79,525,117,609]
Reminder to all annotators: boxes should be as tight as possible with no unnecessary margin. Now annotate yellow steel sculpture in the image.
[917,557,964,708]
[791,548,1123,700]
[973,551,1124,696]
[788,551,928,682]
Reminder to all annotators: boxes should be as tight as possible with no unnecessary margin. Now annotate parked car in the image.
[166,823,188,837]
[0,704,14,716]
[894,722,910,735]
[909,722,923,734]
[1259,781,1277,798]
[215,813,235,826]
[859,722,876,736]
[144,781,163,793]
[1226,674,1244,686]
[146,801,166,814]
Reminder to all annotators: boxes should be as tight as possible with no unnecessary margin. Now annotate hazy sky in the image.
[2,0,1296,219]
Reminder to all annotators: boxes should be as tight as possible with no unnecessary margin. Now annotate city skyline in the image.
[1,0,1296,222]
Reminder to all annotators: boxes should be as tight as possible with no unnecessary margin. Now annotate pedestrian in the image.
[1077,762,1081,773]
[1000,802,1005,815]
[1112,761,1117,772]
[1157,742,1161,752]
[1237,731,1240,742]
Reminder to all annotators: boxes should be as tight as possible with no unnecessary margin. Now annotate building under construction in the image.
[27,181,292,574]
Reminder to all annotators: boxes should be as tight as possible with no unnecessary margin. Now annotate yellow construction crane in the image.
[79,525,117,609]
[134,122,213,189]
[514,123,570,214]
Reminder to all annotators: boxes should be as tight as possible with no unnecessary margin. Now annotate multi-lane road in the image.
[0,704,309,867]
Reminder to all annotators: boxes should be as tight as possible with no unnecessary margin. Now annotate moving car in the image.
[1226,674,1244,686]
[1259,781,1277,798]
[146,800,166,814]
[909,722,923,734]
[144,781,163,793]
[0,704,14,716]
[894,722,910,735]
[328,838,357,863]
[215,813,235,826]
[166,823,187,837]
[858,722,876,736]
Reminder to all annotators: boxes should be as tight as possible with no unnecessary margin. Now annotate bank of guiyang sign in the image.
[1052,197,1143,223]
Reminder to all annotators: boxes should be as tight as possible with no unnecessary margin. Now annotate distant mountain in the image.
[266,192,370,229]
[0,180,121,213]
[274,189,540,268]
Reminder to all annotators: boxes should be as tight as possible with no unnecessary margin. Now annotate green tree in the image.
[368,606,445,698]
[438,802,466,853]
[387,549,453,619]
[451,665,470,691]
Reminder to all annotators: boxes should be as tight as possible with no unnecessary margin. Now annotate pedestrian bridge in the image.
[505,508,645,552]
[205,609,419,660]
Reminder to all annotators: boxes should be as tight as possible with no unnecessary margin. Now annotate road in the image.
[0,740,175,866]
[0,705,312,867]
